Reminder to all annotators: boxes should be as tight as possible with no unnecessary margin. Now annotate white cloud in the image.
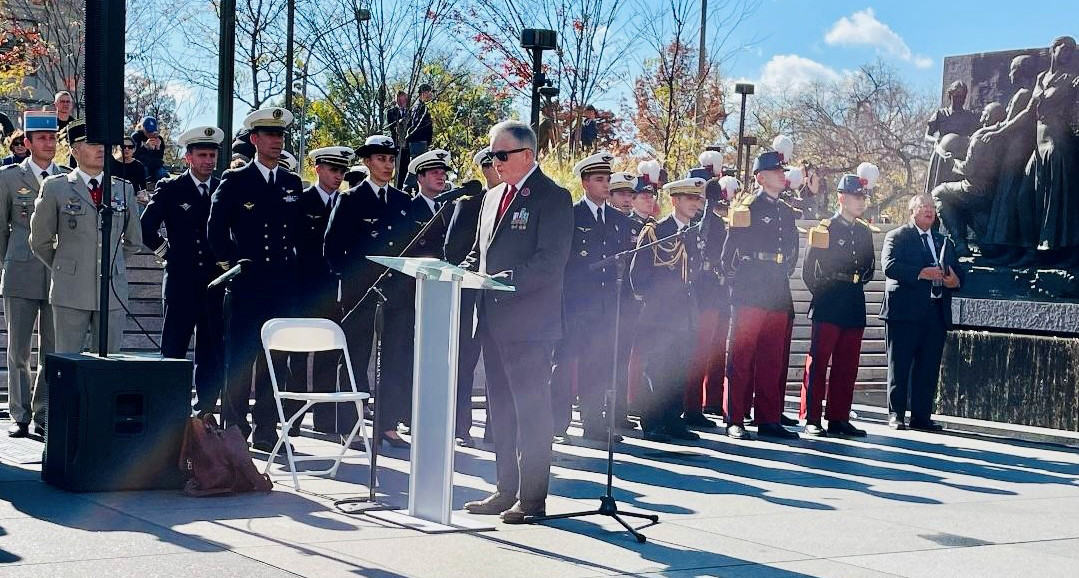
[824,8,933,69]
[758,54,841,91]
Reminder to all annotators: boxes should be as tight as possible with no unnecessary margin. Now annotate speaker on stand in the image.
[41,3,192,493]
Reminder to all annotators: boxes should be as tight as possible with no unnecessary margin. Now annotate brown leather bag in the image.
[179,415,273,496]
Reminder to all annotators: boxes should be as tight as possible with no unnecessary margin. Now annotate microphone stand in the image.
[96,160,114,357]
[335,194,457,511]
[524,225,696,543]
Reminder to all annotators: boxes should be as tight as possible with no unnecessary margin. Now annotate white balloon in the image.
[785,167,804,190]
[856,162,880,189]
[772,134,794,162]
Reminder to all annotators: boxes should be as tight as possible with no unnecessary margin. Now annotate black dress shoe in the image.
[582,429,622,443]
[252,438,293,454]
[455,434,476,448]
[642,429,671,442]
[757,423,799,439]
[381,433,410,448]
[701,405,723,416]
[464,492,516,515]
[779,414,799,427]
[888,414,906,430]
[828,420,867,437]
[6,423,29,438]
[908,420,943,432]
[666,427,700,441]
[500,501,545,524]
[803,422,827,437]
[684,412,717,428]
[726,424,750,440]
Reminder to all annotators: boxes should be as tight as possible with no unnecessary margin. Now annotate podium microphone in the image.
[208,259,252,289]
[433,179,482,204]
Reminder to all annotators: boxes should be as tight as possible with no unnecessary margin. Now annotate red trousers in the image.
[799,321,864,422]
[724,306,789,426]
[685,307,730,411]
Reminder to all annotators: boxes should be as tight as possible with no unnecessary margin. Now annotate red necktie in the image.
[497,184,517,222]
[88,178,102,206]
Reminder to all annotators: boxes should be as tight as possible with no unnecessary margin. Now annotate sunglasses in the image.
[122,145,135,150]
[491,147,528,162]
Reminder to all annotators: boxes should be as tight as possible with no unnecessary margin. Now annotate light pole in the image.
[734,82,754,185]
[520,29,558,133]
[217,0,237,172]
[285,0,295,151]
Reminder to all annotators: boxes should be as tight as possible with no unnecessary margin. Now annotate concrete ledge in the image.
[953,297,1079,335]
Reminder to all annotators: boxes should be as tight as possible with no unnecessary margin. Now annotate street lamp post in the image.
[733,81,754,185]
[217,0,237,172]
[520,29,558,133]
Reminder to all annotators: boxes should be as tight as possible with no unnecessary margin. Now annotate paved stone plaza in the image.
[1,412,1078,577]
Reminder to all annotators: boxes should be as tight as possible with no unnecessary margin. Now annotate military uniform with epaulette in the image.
[323,135,415,439]
[141,126,225,415]
[720,151,800,439]
[550,153,638,440]
[1,111,67,436]
[630,177,709,442]
[799,174,875,437]
[207,108,302,446]
[29,120,142,363]
[683,168,729,427]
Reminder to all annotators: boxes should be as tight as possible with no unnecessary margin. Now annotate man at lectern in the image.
[461,121,573,523]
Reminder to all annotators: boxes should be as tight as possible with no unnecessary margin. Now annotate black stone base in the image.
[958,264,1079,301]
[939,330,1079,432]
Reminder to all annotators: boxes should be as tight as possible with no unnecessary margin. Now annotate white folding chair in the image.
[261,318,373,489]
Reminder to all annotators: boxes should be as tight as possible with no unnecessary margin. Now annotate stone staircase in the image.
[0,222,895,408]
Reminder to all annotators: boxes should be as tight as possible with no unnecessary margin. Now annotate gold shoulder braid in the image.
[639,221,689,281]
[808,218,830,249]
[857,218,882,233]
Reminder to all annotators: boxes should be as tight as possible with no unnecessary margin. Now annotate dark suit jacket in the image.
[323,180,413,307]
[295,185,338,313]
[409,194,449,258]
[879,222,964,326]
[463,167,573,342]
[629,215,701,332]
[563,200,637,317]
[444,191,484,265]
[207,161,303,290]
[141,170,221,299]
[408,101,433,143]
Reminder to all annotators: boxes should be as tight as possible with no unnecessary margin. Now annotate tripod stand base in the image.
[524,496,658,543]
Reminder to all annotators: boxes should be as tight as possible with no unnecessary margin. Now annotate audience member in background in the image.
[2,131,29,166]
[579,105,599,152]
[131,116,168,182]
[111,137,148,199]
[53,91,77,131]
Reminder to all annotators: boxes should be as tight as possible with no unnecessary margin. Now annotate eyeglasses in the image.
[122,145,135,150]
[491,147,528,162]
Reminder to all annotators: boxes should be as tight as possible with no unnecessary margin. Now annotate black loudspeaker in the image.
[84,0,126,144]
[42,353,192,492]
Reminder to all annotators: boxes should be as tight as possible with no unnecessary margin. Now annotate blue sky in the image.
[178,0,1079,133]
[711,1,1079,98]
